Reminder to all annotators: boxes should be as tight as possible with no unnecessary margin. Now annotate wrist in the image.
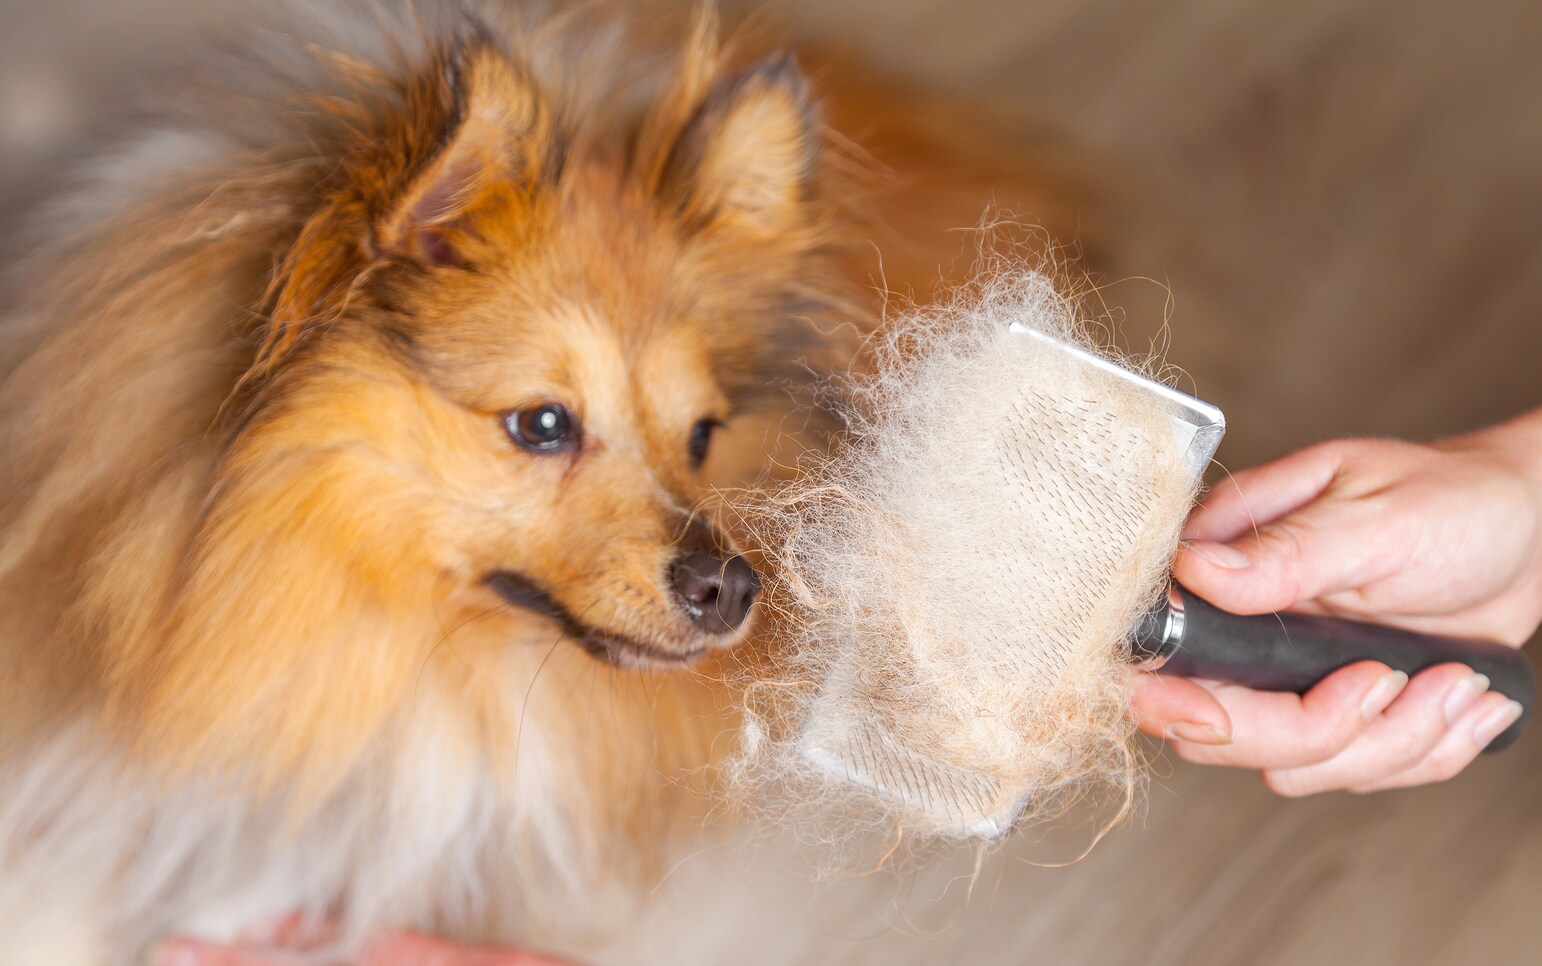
[1486,409,1542,523]
[1471,408,1542,635]
[1500,407,1542,488]
[1450,407,1542,494]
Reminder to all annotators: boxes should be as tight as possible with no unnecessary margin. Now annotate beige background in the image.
[2,0,1540,963]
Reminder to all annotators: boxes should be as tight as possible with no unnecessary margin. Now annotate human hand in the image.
[1133,408,1542,795]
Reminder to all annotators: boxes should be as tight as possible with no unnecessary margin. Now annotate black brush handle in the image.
[1133,584,1535,752]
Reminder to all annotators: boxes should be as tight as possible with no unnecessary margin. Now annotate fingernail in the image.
[1360,670,1409,720]
[1168,721,1233,745]
[1473,699,1524,747]
[1443,673,1490,725]
[1185,540,1250,569]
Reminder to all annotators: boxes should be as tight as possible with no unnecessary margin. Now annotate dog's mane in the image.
[0,0,711,754]
[0,3,848,957]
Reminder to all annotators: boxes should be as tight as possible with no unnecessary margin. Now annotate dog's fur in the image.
[0,3,852,961]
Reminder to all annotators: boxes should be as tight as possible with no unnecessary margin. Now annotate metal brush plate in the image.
[1009,324,1225,487]
[796,324,1228,838]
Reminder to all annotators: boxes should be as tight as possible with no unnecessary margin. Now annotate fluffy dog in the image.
[0,3,849,961]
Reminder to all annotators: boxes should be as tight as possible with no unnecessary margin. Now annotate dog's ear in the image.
[255,42,557,384]
[377,42,558,267]
[658,55,819,235]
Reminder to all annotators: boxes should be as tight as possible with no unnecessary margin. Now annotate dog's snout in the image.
[670,553,760,634]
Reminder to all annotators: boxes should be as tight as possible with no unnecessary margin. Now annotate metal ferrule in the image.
[1131,584,1186,670]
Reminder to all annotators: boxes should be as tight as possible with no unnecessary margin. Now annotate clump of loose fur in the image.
[731,254,1198,863]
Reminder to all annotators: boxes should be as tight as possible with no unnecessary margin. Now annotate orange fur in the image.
[0,3,851,958]
[0,2,1098,958]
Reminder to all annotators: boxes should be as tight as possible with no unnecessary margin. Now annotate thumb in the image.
[1176,498,1379,615]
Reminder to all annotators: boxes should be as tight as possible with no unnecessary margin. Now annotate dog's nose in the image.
[670,552,760,634]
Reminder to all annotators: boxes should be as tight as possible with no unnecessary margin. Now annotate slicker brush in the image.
[735,262,1533,845]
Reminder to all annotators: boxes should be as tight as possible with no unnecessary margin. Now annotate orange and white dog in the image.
[0,2,852,961]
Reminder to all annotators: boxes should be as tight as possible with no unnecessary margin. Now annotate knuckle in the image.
[1265,519,1310,561]
[1259,522,1314,603]
[1418,746,1474,784]
[1308,438,1358,464]
[1262,769,1318,798]
[1379,728,1439,772]
[1317,436,1395,465]
[1301,717,1356,762]
[1306,438,1373,481]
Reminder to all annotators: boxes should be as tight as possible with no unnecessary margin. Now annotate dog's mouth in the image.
[485,571,706,668]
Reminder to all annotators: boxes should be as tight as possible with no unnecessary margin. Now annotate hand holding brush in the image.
[736,260,1537,846]
[1135,409,1542,795]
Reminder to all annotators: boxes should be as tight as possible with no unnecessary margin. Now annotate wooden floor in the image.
[3,0,1540,963]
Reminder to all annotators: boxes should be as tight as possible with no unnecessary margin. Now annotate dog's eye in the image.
[505,403,578,452]
[688,418,721,468]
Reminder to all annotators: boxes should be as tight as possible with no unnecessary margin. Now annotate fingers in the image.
[1161,662,1526,796]
[1349,691,1524,792]
[1169,662,1404,770]
[1259,664,1487,796]
[1132,672,1233,744]
[1175,494,1396,616]
[1176,441,1382,615]
[1163,432,1535,795]
[1182,442,1346,544]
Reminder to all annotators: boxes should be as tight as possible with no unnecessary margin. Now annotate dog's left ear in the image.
[659,55,819,235]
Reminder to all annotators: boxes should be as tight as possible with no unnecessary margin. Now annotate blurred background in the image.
[3,0,1540,963]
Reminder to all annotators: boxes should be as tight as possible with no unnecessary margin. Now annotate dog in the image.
[0,2,853,961]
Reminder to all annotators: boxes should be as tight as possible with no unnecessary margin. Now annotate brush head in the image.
[737,267,1218,845]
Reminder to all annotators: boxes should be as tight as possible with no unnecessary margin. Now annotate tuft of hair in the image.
[727,235,1199,871]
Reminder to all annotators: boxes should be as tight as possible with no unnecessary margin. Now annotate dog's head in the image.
[226,40,832,672]
[3,25,850,788]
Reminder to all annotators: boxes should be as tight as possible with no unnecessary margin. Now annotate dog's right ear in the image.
[258,42,558,382]
[657,55,819,237]
[376,42,559,268]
